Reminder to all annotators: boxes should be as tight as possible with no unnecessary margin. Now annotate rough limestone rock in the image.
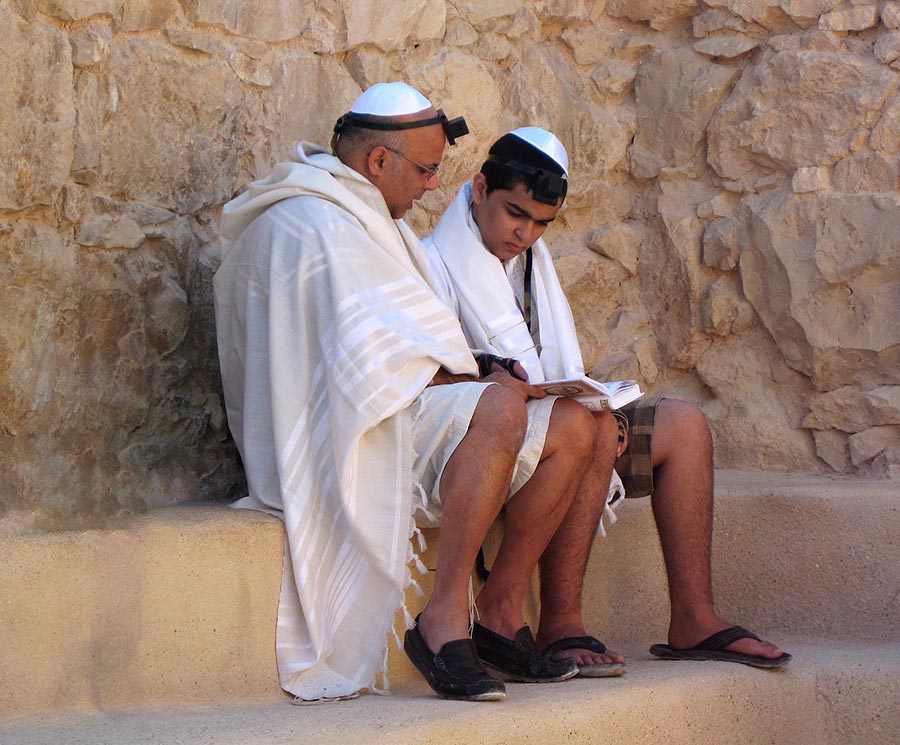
[818,4,879,32]
[693,8,748,36]
[849,426,900,468]
[874,32,900,66]
[37,0,121,20]
[182,0,310,41]
[803,386,900,432]
[702,217,739,270]
[262,53,361,164]
[4,0,898,525]
[778,0,844,28]
[704,0,795,29]
[453,0,526,24]
[100,37,248,213]
[709,50,897,188]
[606,0,700,30]
[591,59,638,97]
[343,0,445,51]
[693,35,761,59]
[884,2,900,29]
[586,222,641,275]
[700,277,755,336]
[870,95,900,155]
[1,11,74,210]
[738,191,900,391]
[832,153,900,193]
[813,429,852,473]
[791,166,830,193]
[631,49,739,179]
[120,0,178,31]
[694,328,820,472]
[71,20,112,68]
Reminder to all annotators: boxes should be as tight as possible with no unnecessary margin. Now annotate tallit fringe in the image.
[372,644,391,695]
[597,471,625,538]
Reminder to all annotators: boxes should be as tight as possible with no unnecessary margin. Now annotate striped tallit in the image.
[214,143,477,699]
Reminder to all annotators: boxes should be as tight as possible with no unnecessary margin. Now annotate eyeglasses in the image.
[383,146,440,179]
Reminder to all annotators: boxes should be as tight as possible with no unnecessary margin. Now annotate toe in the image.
[727,637,784,659]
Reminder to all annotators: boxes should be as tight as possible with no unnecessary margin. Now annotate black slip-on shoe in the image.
[404,622,506,701]
[472,623,579,683]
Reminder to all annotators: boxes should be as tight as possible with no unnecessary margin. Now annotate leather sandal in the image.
[472,623,578,683]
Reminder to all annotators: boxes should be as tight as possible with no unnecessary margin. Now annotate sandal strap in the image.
[542,635,608,658]
[696,625,761,652]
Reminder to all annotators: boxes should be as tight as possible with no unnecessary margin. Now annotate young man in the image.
[213,87,599,704]
[425,127,791,674]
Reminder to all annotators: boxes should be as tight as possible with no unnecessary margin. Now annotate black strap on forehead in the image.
[332,108,469,145]
[483,156,568,205]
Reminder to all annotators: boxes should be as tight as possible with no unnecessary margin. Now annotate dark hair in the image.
[331,115,406,157]
[479,133,567,204]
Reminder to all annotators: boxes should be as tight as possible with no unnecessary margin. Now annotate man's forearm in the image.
[429,367,480,387]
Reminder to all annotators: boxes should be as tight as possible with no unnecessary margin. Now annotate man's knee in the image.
[470,384,528,453]
[655,398,713,459]
[547,398,597,462]
[658,399,710,437]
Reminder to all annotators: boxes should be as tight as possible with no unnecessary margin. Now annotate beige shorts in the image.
[410,381,556,526]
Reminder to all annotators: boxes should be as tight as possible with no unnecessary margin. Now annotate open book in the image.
[536,377,643,411]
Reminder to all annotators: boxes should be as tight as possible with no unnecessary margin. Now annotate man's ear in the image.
[366,146,389,179]
[471,172,488,205]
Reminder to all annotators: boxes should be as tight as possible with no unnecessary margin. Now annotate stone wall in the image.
[2,0,897,527]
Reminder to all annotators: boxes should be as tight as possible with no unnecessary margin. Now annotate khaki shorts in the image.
[410,381,557,526]
[615,396,664,499]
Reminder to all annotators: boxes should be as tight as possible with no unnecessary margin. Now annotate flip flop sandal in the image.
[649,625,792,669]
[542,635,627,678]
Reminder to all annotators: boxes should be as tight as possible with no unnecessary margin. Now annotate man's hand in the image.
[483,370,546,402]
[487,358,529,382]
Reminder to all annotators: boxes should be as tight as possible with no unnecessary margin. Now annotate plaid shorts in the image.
[615,396,663,499]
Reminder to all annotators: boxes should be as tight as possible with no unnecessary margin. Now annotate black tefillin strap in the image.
[482,156,568,205]
[523,247,533,332]
[332,109,469,145]
[475,353,527,381]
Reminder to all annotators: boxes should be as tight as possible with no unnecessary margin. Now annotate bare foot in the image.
[537,624,626,668]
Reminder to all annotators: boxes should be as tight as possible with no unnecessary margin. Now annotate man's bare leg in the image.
[475,398,596,639]
[535,409,626,667]
[651,398,784,659]
[416,384,527,653]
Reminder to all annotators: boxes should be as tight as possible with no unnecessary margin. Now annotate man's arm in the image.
[429,366,546,403]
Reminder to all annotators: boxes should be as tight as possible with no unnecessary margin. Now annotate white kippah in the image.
[349,82,433,117]
[508,127,569,176]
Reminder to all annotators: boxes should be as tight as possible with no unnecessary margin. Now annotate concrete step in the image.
[2,641,897,745]
[1,471,896,723]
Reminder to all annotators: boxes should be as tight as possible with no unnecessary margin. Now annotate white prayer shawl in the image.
[425,182,624,533]
[424,181,584,384]
[214,143,477,700]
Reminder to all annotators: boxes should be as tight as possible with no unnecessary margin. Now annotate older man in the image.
[425,127,791,675]
[213,85,597,703]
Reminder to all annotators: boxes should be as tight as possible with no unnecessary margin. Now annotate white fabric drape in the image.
[214,143,477,699]
[424,181,585,384]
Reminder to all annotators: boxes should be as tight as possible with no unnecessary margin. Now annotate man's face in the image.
[376,113,446,219]
[470,172,562,261]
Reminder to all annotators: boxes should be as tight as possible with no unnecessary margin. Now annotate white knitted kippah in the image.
[507,127,569,176]
[349,82,433,117]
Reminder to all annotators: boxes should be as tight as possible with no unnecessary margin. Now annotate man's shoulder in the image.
[262,193,371,236]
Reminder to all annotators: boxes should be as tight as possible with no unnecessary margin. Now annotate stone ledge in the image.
[2,642,898,745]
[1,472,896,720]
